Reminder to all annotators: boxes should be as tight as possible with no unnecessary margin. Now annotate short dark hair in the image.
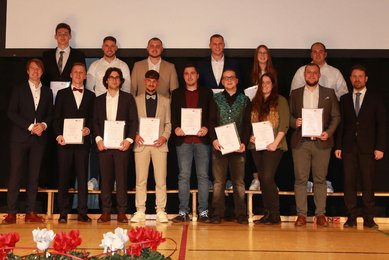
[103,36,117,44]
[350,65,368,76]
[210,34,224,43]
[55,23,71,35]
[71,62,86,72]
[147,37,163,46]
[222,69,237,78]
[102,67,125,89]
[183,64,198,73]
[26,58,44,73]
[305,63,320,72]
[310,42,327,52]
[145,70,160,80]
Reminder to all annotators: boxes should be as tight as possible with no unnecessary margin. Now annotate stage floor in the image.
[1,214,389,259]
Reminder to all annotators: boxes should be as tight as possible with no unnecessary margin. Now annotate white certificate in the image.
[104,120,125,149]
[63,118,84,144]
[50,81,70,104]
[252,121,274,151]
[212,88,224,95]
[181,108,202,135]
[139,117,160,145]
[244,85,258,101]
[215,122,241,155]
[302,108,323,137]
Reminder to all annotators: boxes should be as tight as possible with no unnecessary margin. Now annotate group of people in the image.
[3,23,386,229]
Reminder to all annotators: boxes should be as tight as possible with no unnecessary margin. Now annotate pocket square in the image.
[324,96,330,100]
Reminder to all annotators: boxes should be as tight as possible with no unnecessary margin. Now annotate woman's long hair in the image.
[251,45,277,85]
[251,73,279,121]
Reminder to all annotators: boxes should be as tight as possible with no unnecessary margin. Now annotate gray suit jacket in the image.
[133,93,172,152]
[289,85,340,149]
[131,59,178,97]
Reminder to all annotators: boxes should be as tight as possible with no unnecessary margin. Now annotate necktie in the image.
[58,51,64,74]
[355,92,361,116]
[146,94,156,100]
[73,87,83,93]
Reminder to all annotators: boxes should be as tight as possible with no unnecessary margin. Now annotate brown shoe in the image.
[117,213,128,223]
[25,213,44,223]
[295,216,306,226]
[316,215,329,227]
[2,213,17,224]
[97,212,111,223]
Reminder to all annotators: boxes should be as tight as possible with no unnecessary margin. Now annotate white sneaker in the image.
[307,181,313,193]
[326,180,334,193]
[249,179,261,191]
[131,211,146,223]
[156,211,169,223]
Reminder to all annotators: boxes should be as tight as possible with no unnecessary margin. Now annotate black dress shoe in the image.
[171,213,190,223]
[264,213,281,225]
[363,219,379,229]
[343,217,357,228]
[78,214,92,222]
[58,213,67,223]
[254,211,270,224]
[237,216,248,225]
[210,216,221,224]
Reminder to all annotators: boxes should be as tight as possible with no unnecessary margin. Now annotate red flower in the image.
[53,230,82,253]
[127,227,166,256]
[0,232,20,258]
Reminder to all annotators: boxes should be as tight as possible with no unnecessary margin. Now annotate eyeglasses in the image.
[108,76,121,80]
[222,76,236,81]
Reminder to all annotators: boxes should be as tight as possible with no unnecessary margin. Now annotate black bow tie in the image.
[73,88,83,93]
[146,94,156,100]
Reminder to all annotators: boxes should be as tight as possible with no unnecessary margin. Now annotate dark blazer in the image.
[93,91,138,142]
[170,86,213,145]
[289,86,340,149]
[53,86,95,150]
[197,56,241,91]
[335,89,386,153]
[8,82,53,143]
[42,47,85,85]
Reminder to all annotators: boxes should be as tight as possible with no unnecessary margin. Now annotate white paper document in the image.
[252,121,274,151]
[139,117,160,145]
[181,108,202,135]
[215,122,241,155]
[104,120,125,149]
[302,108,323,137]
[63,118,84,144]
[50,81,70,104]
[244,85,258,101]
[212,88,224,94]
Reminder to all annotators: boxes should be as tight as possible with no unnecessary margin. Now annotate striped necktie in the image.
[58,51,65,74]
[355,92,361,116]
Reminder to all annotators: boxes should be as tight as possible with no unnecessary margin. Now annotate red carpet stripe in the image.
[178,224,189,260]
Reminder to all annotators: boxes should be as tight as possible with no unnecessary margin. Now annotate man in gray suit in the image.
[289,63,340,227]
[131,37,178,97]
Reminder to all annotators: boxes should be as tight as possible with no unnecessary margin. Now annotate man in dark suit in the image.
[170,64,213,223]
[3,59,53,224]
[289,63,340,227]
[197,34,241,91]
[54,63,95,223]
[42,23,86,85]
[335,65,386,229]
[93,67,138,223]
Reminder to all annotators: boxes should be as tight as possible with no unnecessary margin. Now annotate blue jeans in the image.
[176,143,210,214]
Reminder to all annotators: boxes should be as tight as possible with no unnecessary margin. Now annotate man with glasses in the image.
[208,69,251,224]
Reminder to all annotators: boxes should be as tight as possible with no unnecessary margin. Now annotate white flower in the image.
[114,227,129,244]
[32,228,56,251]
[99,231,126,253]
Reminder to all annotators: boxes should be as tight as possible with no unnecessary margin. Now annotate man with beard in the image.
[87,36,131,97]
[289,63,340,227]
[131,37,178,97]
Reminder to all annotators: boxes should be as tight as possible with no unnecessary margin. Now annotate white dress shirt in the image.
[56,46,70,71]
[353,87,367,111]
[211,55,224,85]
[147,57,161,72]
[86,57,131,97]
[303,85,319,109]
[291,62,348,100]
[71,85,84,109]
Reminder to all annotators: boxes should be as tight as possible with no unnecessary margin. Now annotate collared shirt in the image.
[28,80,42,111]
[145,92,157,117]
[291,62,348,100]
[86,57,132,96]
[353,87,367,110]
[147,57,161,72]
[211,55,224,85]
[71,84,84,109]
[56,46,71,71]
[303,85,319,109]
[106,90,119,121]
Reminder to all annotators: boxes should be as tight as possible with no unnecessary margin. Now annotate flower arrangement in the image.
[0,227,174,259]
